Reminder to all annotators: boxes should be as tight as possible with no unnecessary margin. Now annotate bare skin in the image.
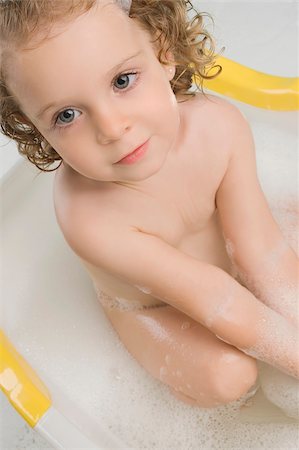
[6,1,298,406]
[53,93,298,405]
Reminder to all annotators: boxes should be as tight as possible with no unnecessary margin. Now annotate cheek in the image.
[144,82,179,133]
[43,127,87,158]
[57,141,94,170]
[158,93,180,137]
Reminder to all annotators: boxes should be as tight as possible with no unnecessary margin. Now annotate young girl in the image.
[1,0,298,409]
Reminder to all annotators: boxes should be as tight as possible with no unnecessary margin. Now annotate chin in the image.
[120,168,160,183]
[135,150,170,181]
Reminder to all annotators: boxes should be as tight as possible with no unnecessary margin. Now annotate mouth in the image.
[115,139,149,165]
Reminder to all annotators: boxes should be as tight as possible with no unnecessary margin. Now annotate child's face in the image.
[7,1,181,183]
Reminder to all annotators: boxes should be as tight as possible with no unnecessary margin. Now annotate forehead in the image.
[6,2,154,98]
[24,2,146,61]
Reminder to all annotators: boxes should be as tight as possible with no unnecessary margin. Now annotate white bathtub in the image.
[1,1,298,448]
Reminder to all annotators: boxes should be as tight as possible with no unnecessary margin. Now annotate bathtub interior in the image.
[1,1,298,449]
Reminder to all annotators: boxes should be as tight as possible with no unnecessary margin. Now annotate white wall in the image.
[0,133,22,178]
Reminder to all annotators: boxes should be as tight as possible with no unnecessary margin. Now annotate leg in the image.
[104,304,258,407]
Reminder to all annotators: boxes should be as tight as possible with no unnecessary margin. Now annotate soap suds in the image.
[204,294,235,329]
[181,321,191,330]
[95,289,162,312]
[165,354,171,366]
[258,362,299,419]
[137,315,174,344]
[238,308,299,379]
[238,270,298,328]
[159,366,168,379]
[134,285,152,295]
[96,290,145,311]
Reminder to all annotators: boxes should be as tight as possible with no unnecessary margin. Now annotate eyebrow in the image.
[36,50,143,120]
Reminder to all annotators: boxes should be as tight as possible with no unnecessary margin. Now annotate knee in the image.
[171,348,258,408]
[211,348,258,405]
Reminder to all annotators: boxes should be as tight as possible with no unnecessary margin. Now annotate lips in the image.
[116,139,149,165]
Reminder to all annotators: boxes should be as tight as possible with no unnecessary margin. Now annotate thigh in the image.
[104,303,257,407]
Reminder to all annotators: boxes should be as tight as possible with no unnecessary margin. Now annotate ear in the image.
[162,50,176,81]
[150,32,176,80]
[163,65,176,81]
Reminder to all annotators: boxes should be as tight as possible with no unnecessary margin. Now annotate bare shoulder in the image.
[201,94,255,151]
[189,92,240,112]
[191,92,248,126]
[190,93,252,154]
[178,93,250,179]
[53,164,132,259]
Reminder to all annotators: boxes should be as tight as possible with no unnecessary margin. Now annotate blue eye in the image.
[53,71,139,129]
[113,72,138,91]
[56,109,80,126]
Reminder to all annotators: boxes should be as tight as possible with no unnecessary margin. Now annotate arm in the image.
[64,204,298,379]
[215,103,298,328]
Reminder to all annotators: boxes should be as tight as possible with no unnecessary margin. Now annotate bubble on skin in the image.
[134,284,152,295]
[165,354,171,366]
[176,370,183,378]
[238,307,299,379]
[137,315,173,344]
[215,334,232,345]
[227,239,298,327]
[172,386,187,394]
[96,290,147,311]
[224,238,235,261]
[159,366,168,379]
[239,269,298,328]
[225,238,288,270]
[259,239,290,271]
[181,321,191,330]
[204,294,235,329]
[222,237,239,279]
[95,289,165,313]
[220,351,242,364]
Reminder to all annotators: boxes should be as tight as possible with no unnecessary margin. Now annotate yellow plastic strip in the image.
[0,329,51,427]
[192,56,299,111]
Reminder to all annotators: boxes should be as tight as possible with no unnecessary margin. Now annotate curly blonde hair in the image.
[0,0,223,172]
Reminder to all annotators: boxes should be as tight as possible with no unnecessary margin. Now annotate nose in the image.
[92,101,130,144]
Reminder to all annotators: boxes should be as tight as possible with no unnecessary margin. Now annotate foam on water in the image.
[258,362,299,420]
[19,290,298,449]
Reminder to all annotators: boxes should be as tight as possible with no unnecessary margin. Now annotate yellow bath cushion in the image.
[192,56,299,111]
[0,329,51,427]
